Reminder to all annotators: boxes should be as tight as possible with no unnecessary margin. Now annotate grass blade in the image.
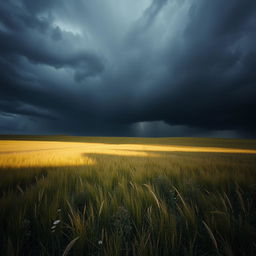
[62,236,80,256]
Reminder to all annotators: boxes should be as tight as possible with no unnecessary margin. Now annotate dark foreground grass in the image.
[0,137,256,255]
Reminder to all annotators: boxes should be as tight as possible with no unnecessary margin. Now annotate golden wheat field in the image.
[0,136,256,256]
[1,140,256,168]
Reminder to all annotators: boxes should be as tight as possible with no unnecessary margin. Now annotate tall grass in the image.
[0,138,256,255]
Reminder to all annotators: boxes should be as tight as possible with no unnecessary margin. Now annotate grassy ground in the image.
[0,137,256,255]
[1,135,256,149]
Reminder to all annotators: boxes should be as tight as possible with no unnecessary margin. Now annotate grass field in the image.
[0,136,256,255]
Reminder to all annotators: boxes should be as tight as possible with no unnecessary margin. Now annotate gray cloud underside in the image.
[0,0,256,137]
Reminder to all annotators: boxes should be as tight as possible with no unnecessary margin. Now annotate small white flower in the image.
[53,220,61,225]
[51,225,56,230]
[98,240,103,245]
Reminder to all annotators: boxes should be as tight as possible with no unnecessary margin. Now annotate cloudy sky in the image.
[0,0,256,137]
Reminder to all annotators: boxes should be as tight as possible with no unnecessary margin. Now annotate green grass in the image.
[0,137,256,255]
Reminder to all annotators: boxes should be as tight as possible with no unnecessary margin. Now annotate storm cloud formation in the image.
[0,0,256,137]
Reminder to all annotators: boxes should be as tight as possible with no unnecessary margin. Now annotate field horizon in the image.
[1,135,256,148]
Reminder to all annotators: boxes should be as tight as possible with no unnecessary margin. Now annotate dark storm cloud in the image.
[0,0,256,137]
[0,1,104,82]
[135,0,168,30]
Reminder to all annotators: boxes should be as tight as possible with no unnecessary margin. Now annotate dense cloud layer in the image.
[0,0,256,137]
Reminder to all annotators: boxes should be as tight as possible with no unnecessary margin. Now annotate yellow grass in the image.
[0,140,256,168]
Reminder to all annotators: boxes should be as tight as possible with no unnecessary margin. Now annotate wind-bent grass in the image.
[0,137,256,255]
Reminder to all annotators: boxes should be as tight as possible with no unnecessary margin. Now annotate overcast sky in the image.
[0,0,256,137]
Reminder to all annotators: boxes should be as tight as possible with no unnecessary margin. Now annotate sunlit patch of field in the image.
[0,141,157,168]
[0,137,256,256]
[1,140,256,168]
